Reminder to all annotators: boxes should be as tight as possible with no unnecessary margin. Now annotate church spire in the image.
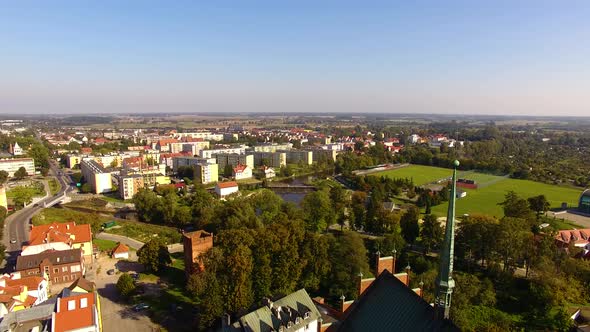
[435,160,459,320]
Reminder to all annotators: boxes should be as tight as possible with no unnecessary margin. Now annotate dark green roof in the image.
[235,288,321,332]
[338,271,458,332]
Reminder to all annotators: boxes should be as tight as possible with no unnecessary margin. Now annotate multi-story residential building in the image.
[253,152,286,168]
[119,174,144,200]
[28,222,93,262]
[182,230,213,275]
[233,164,252,180]
[224,289,321,332]
[312,149,338,162]
[52,291,102,332]
[253,143,293,153]
[182,141,210,155]
[1,274,49,307]
[285,150,313,165]
[155,138,180,152]
[80,160,112,193]
[196,162,219,184]
[199,146,246,159]
[174,132,223,141]
[0,186,7,210]
[16,248,85,285]
[0,158,35,177]
[215,153,254,170]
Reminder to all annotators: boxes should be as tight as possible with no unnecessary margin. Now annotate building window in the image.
[54,268,59,273]
[63,276,68,282]
[80,298,88,308]
[71,265,81,273]
[54,277,58,283]
[62,266,68,272]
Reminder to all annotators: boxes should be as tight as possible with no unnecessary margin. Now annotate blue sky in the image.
[1,1,589,115]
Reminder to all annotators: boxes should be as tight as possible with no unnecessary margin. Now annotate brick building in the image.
[182,231,213,275]
[15,248,85,285]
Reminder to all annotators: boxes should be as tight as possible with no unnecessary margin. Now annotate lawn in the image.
[373,165,583,218]
[94,238,118,251]
[48,178,61,195]
[7,182,46,198]
[372,165,454,185]
[32,207,182,244]
[430,177,582,218]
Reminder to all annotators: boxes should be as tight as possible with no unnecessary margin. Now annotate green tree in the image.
[137,239,171,272]
[80,183,92,193]
[223,163,233,178]
[14,167,28,180]
[11,186,34,208]
[301,190,334,232]
[400,205,420,244]
[498,191,534,220]
[326,232,370,300]
[456,214,499,268]
[351,191,367,230]
[116,273,136,298]
[420,214,443,252]
[0,170,8,184]
[527,195,550,219]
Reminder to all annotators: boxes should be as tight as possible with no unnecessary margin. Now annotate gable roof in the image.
[217,181,238,189]
[338,270,457,332]
[556,229,590,245]
[233,164,248,173]
[238,289,321,332]
[5,276,45,290]
[29,222,92,246]
[112,242,130,254]
[53,293,97,332]
[16,248,82,271]
[67,277,96,293]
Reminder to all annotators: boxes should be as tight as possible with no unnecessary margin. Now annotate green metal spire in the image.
[435,160,459,320]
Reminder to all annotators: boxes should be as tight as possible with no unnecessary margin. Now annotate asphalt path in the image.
[2,160,71,272]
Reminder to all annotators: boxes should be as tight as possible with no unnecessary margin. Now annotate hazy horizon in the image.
[2,1,589,116]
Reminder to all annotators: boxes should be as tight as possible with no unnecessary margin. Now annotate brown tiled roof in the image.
[67,277,96,293]
[556,229,590,245]
[233,164,247,173]
[16,248,82,271]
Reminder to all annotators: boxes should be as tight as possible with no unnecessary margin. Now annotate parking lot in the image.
[92,255,160,332]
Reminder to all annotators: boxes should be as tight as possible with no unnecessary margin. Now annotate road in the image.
[2,159,71,271]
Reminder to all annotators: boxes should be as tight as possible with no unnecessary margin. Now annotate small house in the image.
[215,181,239,198]
[111,243,130,260]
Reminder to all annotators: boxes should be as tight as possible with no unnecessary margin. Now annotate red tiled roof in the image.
[29,222,92,246]
[112,243,129,254]
[556,229,590,245]
[54,293,96,332]
[5,276,44,290]
[217,181,238,189]
[233,164,247,173]
[23,295,37,307]
[182,137,204,142]
[157,138,179,146]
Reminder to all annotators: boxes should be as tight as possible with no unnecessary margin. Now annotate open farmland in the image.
[373,165,582,217]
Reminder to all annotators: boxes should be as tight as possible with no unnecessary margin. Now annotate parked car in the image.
[133,303,150,311]
[107,269,115,275]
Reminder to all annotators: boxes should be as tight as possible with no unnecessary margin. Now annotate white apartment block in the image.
[215,153,254,170]
[80,160,112,193]
[174,132,224,141]
[0,158,35,177]
[199,146,246,159]
[253,152,286,168]
[182,141,210,155]
[253,143,293,153]
[286,150,313,165]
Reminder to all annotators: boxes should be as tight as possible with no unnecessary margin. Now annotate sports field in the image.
[373,165,582,217]
[372,165,453,185]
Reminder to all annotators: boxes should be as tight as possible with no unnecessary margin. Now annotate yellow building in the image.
[0,186,7,210]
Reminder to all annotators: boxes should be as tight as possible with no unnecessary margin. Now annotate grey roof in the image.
[0,302,54,332]
[338,271,458,332]
[16,248,82,271]
[237,289,321,332]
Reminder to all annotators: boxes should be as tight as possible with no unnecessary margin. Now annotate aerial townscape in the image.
[2,2,590,332]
